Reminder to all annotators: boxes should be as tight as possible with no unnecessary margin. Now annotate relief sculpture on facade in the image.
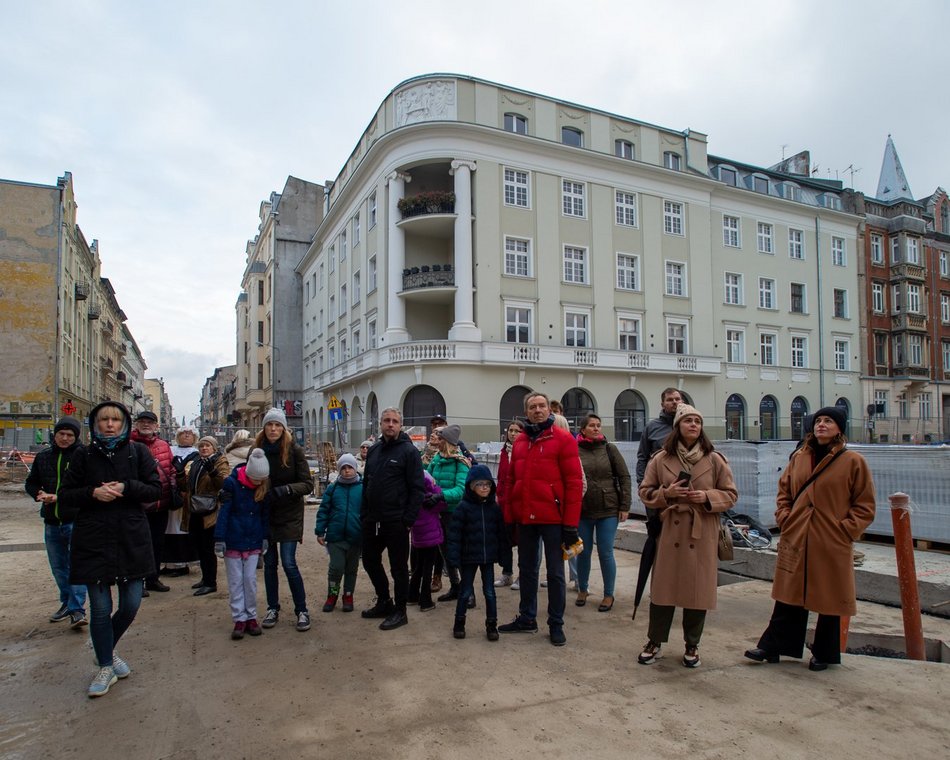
[395,80,457,126]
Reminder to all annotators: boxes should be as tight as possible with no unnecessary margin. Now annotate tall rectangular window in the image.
[791,335,807,368]
[757,222,773,254]
[907,284,921,313]
[340,285,347,313]
[352,328,361,355]
[892,284,902,312]
[874,333,888,367]
[941,251,949,277]
[909,335,923,365]
[874,390,888,417]
[368,319,377,349]
[258,280,264,305]
[329,296,335,323]
[833,288,848,318]
[907,237,920,264]
[563,246,588,284]
[618,316,641,351]
[920,392,932,419]
[790,282,805,313]
[504,168,529,208]
[759,333,776,365]
[340,231,347,261]
[870,234,883,264]
[724,272,742,305]
[329,246,335,273]
[941,293,950,323]
[663,200,683,235]
[353,214,360,246]
[832,237,846,266]
[565,311,588,347]
[723,215,740,247]
[505,237,531,277]
[891,236,901,263]
[944,341,950,372]
[788,229,804,259]
[257,363,264,389]
[505,305,532,344]
[894,335,905,365]
[665,261,685,296]
[872,282,884,313]
[616,253,640,290]
[726,329,744,363]
[369,193,377,228]
[834,339,850,371]
[257,320,264,344]
[562,179,585,217]
[368,256,377,292]
[758,277,775,309]
[667,322,687,354]
[353,272,361,305]
[615,190,638,226]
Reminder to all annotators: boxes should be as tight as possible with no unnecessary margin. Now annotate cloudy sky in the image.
[4,0,948,421]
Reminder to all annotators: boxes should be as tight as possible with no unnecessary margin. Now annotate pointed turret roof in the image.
[876,135,913,201]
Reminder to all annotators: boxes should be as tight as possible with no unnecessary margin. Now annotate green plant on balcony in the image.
[397,190,456,218]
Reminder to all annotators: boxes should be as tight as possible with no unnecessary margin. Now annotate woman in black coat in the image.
[254,408,314,632]
[60,401,161,698]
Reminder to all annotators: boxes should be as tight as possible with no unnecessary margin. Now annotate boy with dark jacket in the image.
[25,416,88,627]
[446,464,506,641]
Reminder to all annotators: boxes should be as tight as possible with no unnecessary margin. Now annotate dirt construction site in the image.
[1,486,948,759]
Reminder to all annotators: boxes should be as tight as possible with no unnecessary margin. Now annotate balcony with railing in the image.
[75,281,89,300]
[312,340,722,389]
[87,303,101,320]
[891,312,928,332]
[890,262,926,282]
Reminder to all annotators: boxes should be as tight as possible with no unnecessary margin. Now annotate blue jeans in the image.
[517,523,565,628]
[264,541,308,614]
[576,516,620,596]
[87,580,144,667]
[45,523,86,612]
[455,563,497,620]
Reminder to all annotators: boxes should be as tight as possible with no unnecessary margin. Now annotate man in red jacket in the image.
[499,391,583,646]
[131,411,175,594]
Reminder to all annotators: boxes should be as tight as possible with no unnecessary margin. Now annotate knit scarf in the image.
[524,415,555,440]
[337,470,360,485]
[675,441,704,472]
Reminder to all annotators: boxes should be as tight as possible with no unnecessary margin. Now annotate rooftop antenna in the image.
[843,163,862,187]
[781,144,789,160]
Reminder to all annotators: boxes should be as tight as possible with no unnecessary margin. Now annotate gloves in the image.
[262,539,269,555]
[272,485,292,500]
[214,541,225,558]
[171,456,185,475]
[561,526,579,548]
[422,492,439,509]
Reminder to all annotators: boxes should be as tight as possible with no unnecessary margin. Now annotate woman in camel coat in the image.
[745,407,875,671]
[638,404,737,669]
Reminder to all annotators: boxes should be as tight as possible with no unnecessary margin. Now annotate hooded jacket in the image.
[315,475,364,545]
[60,402,162,584]
[25,438,84,525]
[410,471,446,548]
[131,427,174,510]
[214,465,270,552]
[446,465,506,567]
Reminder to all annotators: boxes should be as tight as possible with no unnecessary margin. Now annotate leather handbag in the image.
[190,492,218,516]
[717,517,734,561]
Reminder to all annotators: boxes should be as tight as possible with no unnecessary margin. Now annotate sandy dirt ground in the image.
[1,488,948,759]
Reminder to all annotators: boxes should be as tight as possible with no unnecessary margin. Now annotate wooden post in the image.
[889,492,926,661]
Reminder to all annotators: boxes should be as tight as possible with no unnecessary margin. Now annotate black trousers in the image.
[409,545,439,605]
[145,510,167,582]
[757,600,842,664]
[361,520,410,612]
[189,518,218,587]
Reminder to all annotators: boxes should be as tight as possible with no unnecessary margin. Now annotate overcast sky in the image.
[4,0,948,422]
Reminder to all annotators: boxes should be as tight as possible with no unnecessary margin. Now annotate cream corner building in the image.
[295,74,862,445]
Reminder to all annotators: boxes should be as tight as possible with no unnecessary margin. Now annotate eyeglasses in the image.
[472,480,492,488]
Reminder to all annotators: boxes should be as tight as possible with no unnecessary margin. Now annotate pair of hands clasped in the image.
[668,478,707,505]
[93,481,126,502]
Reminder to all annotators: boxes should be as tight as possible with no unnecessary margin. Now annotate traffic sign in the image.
[328,395,341,410]
[329,407,343,422]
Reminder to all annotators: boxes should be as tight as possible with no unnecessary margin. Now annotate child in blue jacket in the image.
[446,464,506,641]
[315,454,363,612]
[214,448,270,640]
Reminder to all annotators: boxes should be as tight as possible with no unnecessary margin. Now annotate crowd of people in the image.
[26,390,876,698]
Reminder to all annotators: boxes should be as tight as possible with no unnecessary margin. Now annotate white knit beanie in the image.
[245,448,270,480]
[262,407,288,430]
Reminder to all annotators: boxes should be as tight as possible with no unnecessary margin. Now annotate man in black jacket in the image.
[25,416,88,628]
[360,407,425,631]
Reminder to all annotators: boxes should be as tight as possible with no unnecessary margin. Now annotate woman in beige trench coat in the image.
[637,404,738,669]
[745,407,875,671]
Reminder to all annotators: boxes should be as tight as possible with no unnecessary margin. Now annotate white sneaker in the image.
[88,666,117,697]
[112,653,131,679]
[511,577,520,590]
[540,580,548,588]
[494,574,513,588]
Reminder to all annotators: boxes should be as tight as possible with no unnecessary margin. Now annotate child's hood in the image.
[464,464,496,501]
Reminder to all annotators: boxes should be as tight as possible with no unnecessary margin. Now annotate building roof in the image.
[876,135,914,202]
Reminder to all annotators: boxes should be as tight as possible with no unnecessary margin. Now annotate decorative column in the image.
[383,171,411,345]
[448,159,481,341]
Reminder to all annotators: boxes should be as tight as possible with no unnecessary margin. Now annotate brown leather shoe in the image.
[598,595,614,612]
[575,591,588,607]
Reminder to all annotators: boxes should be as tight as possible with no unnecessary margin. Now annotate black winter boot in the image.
[453,616,466,639]
[486,618,499,642]
[438,585,459,602]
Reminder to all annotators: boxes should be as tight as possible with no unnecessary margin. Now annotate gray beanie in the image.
[245,448,270,481]
[337,453,358,471]
[437,424,462,446]
[262,407,287,430]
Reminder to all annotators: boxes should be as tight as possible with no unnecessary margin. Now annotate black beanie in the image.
[813,406,847,432]
[54,416,81,437]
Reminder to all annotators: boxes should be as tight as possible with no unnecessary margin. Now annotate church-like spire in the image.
[876,135,913,201]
